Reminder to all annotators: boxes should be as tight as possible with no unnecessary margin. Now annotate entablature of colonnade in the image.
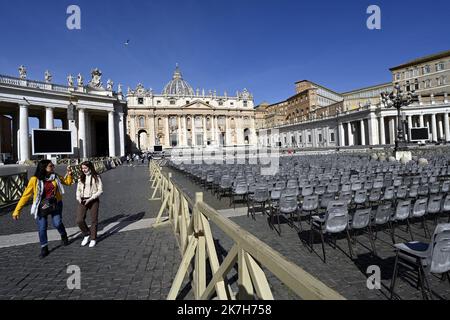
[0,72,126,112]
[267,109,373,134]
[389,102,450,116]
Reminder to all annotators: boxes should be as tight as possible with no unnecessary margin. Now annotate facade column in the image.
[129,115,136,151]
[148,116,155,148]
[419,114,424,127]
[19,105,30,162]
[78,108,87,159]
[165,116,170,147]
[45,107,54,129]
[347,122,354,146]
[213,116,218,145]
[237,117,244,145]
[250,117,257,145]
[191,115,196,146]
[118,112,125,157]
[177,116,182,147]
[444,113,450,142]
[225,117,231,146]
[108,111,116,157]
[431,113,437,142]
[360,119,366,146]
[182,116,187,146]
[338,122,345,146]
[202,116,207,146]
[379,115,386,145]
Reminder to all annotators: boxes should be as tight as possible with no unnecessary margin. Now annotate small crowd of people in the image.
[125,152,163,165]
[12,160,104,259]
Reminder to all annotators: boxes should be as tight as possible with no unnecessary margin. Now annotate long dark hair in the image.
[34,160,52,181]
[80,161,99,184]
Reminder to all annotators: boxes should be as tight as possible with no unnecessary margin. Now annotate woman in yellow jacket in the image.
[13,160,74,258]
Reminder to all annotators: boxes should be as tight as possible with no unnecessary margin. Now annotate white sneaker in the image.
[89,240,96,248]
[81,236,90,247]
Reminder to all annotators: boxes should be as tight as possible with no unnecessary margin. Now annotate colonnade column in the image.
[379,115,386,145]
[45,107,54,129]
[19,104,30,162]
[78,108,87,159]
[389,118,395,145]
[118,112,125,157]
[368,114,379,145]
[431,113,437,142]
[347,122,354,146]
[444,113,450,142]
[360,119,366,146]
[108,111,116,157]
[338,122,345,147]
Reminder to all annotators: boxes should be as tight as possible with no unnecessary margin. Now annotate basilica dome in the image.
[162,65,195,96]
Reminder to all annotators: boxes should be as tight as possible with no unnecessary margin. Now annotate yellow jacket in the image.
[13,174,73,218]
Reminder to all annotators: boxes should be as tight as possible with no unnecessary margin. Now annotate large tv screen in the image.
[410,128,429,141]
[154,146,163,152]
[32,129,73,155]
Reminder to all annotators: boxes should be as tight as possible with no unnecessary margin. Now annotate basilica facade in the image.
[126,66,257,152]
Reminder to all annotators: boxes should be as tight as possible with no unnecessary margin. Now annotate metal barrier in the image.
[150,161,345,300]
[0,172,29,209]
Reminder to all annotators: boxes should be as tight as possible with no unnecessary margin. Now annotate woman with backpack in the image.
[76,161,103,248]
[12,160,74,258]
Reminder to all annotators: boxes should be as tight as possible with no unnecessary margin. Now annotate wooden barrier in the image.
[150,161,345,300]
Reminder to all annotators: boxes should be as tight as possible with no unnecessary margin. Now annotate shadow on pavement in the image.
[96,211,146,244]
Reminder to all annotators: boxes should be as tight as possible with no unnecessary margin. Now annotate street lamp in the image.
[380,84,417,152]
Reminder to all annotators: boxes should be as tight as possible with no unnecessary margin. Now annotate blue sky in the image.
[0,0,449,109]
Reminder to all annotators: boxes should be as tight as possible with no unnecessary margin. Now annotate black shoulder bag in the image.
[38,183,58,217]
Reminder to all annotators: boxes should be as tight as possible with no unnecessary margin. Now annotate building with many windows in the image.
[258,50,450,149]
[126,66,257,151]
[391,50,450,97]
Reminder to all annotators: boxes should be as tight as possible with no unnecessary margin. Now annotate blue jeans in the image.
[36,201,67,247]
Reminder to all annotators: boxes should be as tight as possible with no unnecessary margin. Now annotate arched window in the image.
[139,117,145,128]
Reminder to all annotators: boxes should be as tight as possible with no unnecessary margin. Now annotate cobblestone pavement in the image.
[2,163,450,300]
[165,166,450,300]
[0,164,182,300]
[0,228,181,300]
[0,164,156,235]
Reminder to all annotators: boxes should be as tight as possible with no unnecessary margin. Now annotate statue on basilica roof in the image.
[89,68,104,89]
